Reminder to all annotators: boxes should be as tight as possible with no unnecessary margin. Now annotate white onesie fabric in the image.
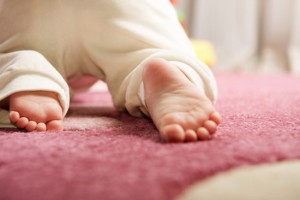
[0,0,217,127]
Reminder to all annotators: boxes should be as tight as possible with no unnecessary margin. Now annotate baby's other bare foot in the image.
[143,58,221,142]
[9,91,63,131]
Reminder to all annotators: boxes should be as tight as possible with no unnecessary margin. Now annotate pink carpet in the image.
[1,73,300,200]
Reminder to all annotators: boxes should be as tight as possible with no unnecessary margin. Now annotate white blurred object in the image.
[180,0,300,74]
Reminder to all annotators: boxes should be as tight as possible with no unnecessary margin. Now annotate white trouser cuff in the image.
[0,74,69,128]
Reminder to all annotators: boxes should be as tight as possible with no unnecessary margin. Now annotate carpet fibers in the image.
[0,73,300,200]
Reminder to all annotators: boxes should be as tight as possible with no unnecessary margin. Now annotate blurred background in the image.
[174,0,300,75]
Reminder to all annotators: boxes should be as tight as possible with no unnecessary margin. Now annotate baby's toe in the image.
[9,111,20,123]
[185,129,198,142]
[197,127,211,140]
[47,120,63,131]
[16,117,29,129]
[26,121,37,132]
[161,124,185,142]
[210,112,222,125]
[36,123,47,131]
[203,120,217,134]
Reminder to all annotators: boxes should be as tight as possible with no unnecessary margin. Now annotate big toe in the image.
[161,124,185,142]
[47,120,63,131]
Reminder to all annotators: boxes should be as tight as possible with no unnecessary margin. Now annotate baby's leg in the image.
[9,91,63,131]
[143,59,221,142]
[0,51,70,131]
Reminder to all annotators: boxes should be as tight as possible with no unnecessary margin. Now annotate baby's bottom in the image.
[6,58,221,142]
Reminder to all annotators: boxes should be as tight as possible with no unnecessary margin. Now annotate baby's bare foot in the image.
[9,91,63,131]
[143,58,221,142]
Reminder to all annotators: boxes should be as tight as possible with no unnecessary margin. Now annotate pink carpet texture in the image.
[1,73,300,200]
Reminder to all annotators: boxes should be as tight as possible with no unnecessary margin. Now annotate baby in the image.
[0,0,221,142]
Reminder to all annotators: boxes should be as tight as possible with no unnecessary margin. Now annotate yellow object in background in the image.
[191,39,216,67]
[169,0,216,67]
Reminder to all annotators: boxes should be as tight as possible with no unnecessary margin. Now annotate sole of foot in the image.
[142,58,221,142]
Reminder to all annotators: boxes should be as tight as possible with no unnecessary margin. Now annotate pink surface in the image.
[1,73,300,200]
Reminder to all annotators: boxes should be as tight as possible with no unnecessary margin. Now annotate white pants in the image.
[0,0,217,127]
